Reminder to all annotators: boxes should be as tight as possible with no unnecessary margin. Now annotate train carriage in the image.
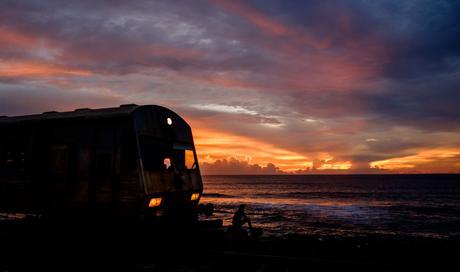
[0,104,203,225]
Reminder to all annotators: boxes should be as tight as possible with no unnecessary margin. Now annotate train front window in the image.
[172,143,196,170]
[139,135,196,171]
[185,149,195,169]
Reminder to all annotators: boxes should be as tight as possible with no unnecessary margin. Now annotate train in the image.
[0,104,203,226]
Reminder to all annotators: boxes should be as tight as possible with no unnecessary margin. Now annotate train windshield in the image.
[161,143,196,171]
[172,143,196,170]
[139,136,196,171]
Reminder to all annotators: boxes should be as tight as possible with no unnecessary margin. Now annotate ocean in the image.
[200,174,460,239]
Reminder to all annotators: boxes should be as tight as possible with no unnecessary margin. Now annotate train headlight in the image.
[148,197,162,208]
[191,193,201,201]
[166,117,173,126]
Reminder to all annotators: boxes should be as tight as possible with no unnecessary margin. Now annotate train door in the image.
[48,143,77,213]
[89,124,116,219]
[116,126,142,221]
[33,124,79,218]
[0,127,30,211]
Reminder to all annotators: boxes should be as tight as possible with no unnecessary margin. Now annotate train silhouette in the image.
[0,104,203,226]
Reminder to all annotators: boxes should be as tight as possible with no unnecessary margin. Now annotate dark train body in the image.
[0,105,203,225]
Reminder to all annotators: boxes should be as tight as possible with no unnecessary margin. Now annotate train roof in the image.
[0,104,179,124]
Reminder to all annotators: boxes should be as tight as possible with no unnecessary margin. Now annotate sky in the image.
[1,0,460,174]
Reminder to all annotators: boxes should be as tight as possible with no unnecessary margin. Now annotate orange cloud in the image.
[192,126,312,172]
[190,115,460,174]
[201,157,282,175]
[62,42,204,66]
[370,148,460,173]
[315,158,352,170]
[0,28,38,48]
[0,61,91,77]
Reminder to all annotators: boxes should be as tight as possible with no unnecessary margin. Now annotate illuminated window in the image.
[185,149,196,169]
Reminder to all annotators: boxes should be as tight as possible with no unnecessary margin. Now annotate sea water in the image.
[201,174,460,239]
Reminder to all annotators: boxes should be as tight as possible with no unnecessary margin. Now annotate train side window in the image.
[77,149,91,179]
[97,153,112,180]
[0,150,26,172]
[50,145,69,175]
[1,151,13,169]
[121,129,136,172]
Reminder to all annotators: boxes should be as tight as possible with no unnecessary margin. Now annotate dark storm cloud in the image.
[363,73,460,132]
[377,1,460,79]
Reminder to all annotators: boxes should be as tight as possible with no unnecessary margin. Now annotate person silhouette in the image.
[230,204,253,238]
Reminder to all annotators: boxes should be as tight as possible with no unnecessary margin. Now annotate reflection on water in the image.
[200,175,460,239]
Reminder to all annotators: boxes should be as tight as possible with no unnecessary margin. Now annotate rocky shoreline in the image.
[1,222,458,271]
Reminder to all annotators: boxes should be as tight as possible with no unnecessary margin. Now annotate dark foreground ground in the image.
[1,221,459,272]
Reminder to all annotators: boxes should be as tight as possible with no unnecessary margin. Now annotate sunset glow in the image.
[0,62,92,77]
[193,127,311,173]
[370,148,460,173]
[1,0,459,174]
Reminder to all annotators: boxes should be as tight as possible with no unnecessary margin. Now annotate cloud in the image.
[190,104,258,115]
[209,0,330,49]
[0,82,123,116]
[0,61,91,78]
[200,157,283,175]
[0,0,459,173]
[370,148,460,173]
[200,157,391,175]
